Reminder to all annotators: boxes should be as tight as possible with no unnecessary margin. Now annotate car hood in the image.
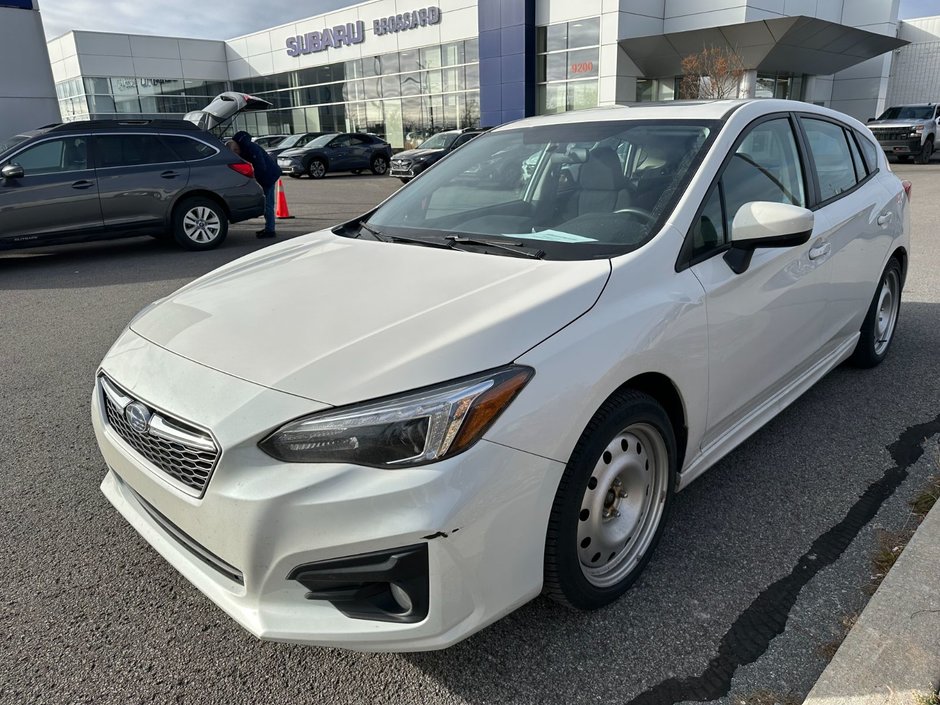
[279,147,314,158]
[130,232,610,405]
[394,148,444,161]
[868,119,922,127]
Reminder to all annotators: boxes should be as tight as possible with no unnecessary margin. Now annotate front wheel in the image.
[306,159,327,179]
[848,258,902,367]
[172,197,228,250]
[916,139,934,164]
[371,155,389,175]
[544,391,676,610]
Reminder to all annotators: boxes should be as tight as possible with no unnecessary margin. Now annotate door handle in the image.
[71,180,94,189]
[877,212,892,226]
[808,242,831,260]
[161,170,180,179]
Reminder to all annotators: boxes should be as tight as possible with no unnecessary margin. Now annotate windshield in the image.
[278,133,309,148]
[878,106,934,121]
[419,132,458,150]
[366,120,717,260]
[307,133,339,149]
[0,134,30,155]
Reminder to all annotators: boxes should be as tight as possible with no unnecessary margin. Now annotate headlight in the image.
[259,365,533,467]
[914,125,925,134]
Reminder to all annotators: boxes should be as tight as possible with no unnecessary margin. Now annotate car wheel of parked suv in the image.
[172,197,228,250]
[848,258,902,368]
[544,390,676,610]
[371,155,389,175]
[307,159,327,179]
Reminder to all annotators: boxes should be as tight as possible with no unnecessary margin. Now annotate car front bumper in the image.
[389,162,423,178]
[875,137,924,154]
[92,330,563,651]
[278,159,304,175]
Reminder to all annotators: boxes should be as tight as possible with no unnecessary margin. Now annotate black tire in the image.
[371,155,389,175]
[847,258,902,368]
[306,159,327,179]
[916,138,933,164]
[399,177,411,184]
[544,390,676,610]
[171,197,228,251]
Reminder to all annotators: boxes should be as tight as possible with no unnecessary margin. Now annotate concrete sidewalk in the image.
[804,497,940,705]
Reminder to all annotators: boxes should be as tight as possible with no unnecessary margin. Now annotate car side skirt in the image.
[677,333,859,491]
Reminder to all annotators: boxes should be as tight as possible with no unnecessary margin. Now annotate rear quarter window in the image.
[162,135,218,161]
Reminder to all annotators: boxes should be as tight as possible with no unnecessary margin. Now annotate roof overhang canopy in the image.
[620,15,908,77]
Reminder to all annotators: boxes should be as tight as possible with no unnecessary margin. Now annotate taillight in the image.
[229,162,254,178]
[902,180,912,200]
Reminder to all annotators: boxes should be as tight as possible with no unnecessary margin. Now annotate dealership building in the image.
[38,0,922,150]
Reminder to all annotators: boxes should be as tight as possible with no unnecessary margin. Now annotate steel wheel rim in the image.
[182,206,221,243]
[310,162,325,178]
[374,158,387,174]
[577,423,669,588]
[874,269,900,356]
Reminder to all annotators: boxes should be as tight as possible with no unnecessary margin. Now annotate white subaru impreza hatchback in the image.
[93,99,909,651]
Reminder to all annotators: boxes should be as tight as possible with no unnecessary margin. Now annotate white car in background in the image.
[92,99,909,652]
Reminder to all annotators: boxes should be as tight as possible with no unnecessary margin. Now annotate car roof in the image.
[491,99,870,132]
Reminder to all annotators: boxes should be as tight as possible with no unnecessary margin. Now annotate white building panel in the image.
[131,56,184,79]
[180,59,230,81]
[178,38,227,62]
[75,31,132,57]
[79,53,135,77]
[130,35,181,60]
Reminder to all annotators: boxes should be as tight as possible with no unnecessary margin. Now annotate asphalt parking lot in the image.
[1,166,938,705]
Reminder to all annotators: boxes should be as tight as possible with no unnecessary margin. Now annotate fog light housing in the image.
[287,544,429,623]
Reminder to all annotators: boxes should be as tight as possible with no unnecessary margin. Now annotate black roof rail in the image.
[47,119,203,131]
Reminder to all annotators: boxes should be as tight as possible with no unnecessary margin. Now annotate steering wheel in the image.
[613,207,656,225]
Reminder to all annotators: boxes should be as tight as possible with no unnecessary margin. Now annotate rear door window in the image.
[856,130,879,171]
[800,118,858,201]
[95,134,174,168]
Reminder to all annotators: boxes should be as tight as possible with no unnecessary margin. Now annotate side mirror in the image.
[724,201,814,274]
[1,164,24,180]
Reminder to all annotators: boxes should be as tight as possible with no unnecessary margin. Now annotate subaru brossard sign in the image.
[286,6,442,56]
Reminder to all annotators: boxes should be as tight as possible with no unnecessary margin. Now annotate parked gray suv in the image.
[0,119,265,252]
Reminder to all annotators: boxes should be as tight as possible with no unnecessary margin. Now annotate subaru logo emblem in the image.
[125,402,152,434]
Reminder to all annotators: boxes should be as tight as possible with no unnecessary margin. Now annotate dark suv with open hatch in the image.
[0,118,265,252]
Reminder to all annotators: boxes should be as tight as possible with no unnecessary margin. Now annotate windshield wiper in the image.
[445,235,546,260]
[357,221,388,242]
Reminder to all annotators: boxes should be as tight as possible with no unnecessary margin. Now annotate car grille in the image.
[870,128,914,141]
[99,375,219,497]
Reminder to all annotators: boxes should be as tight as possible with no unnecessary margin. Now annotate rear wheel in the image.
[848,258,902,368]
[306,159,327,179]
[544,391,676,610]
[371,155,389,175]
[916,138,934,164]
[172,197,228,250]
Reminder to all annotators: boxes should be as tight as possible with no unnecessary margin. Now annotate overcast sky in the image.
[39,0,940,40]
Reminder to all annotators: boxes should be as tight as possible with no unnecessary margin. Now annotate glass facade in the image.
[56,40,480,151]
[536,18,600,115]
[229,39,479,149]
[55,77,227,122]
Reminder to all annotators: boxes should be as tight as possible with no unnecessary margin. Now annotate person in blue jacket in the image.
[229,131,282,238]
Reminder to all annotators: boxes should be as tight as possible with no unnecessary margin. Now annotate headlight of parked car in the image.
[259,365,533,467]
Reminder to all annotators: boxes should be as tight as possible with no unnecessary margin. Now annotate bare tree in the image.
[680,46,746,100]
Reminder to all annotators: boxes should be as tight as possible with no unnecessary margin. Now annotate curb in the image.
[803,499,940,705]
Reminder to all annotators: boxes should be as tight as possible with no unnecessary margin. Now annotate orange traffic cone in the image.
[275,179,294,219]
